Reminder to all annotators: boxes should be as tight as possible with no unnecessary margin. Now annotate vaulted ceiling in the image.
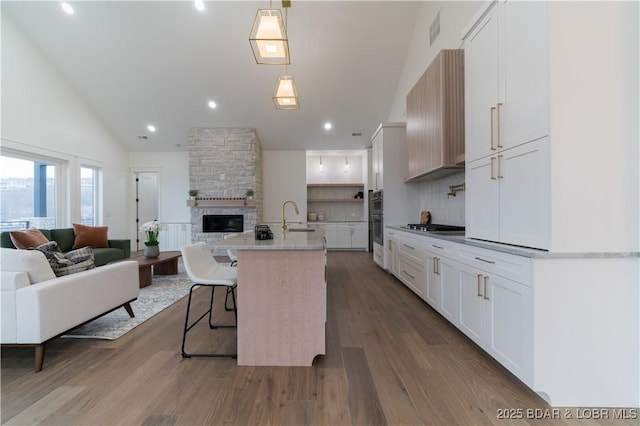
[2,1,422,152]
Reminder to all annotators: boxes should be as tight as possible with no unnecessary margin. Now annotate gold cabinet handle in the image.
[497,155,504,179]
[434,257,440,275]
[403,270,415,280]
[490,107,497,150]
[475,256,496,264]
[402,243,415,250]
[497,102,503,148]
[483,276,490,300]
[490,157,497,180]
[477,274,483,297]
[432,245,444,250]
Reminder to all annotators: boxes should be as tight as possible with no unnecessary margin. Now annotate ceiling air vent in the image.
[429,11,440,47]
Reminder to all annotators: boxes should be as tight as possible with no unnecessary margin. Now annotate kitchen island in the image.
[208,229,326,366]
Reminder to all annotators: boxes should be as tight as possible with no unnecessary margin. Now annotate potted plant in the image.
[245,189,255,199]
[188,189,198,200]
[139,220,161,258]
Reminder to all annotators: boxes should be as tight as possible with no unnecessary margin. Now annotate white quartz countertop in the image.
[206,229,326,251]
[387,225,639,259]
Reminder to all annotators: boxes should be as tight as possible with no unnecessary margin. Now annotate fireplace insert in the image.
[202,214,244,233]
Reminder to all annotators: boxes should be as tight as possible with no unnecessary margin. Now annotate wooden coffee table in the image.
[128,251,182,288]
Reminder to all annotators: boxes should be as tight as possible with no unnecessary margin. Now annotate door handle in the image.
[490,157,497,180]
[477,274,483,297]
[483,276,490,300]
[490,107,496,150]
[496,102,503,148]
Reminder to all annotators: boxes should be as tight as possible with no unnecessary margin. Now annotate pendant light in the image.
[344,156,350,173]
[249,2,290,65]
[273,73,299,109]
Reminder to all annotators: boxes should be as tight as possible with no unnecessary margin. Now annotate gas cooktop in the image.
[402,223,466,233]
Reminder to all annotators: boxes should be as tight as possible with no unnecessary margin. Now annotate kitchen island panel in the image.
[237,249,326,366]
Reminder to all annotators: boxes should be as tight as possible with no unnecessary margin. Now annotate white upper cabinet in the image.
[464,1,549,163]
[464,4,500,162]
[464,1,550,250]
[501,1,549,149]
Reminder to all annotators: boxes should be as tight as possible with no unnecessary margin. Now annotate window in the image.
[80,166,100,225]
[0,154,58,231]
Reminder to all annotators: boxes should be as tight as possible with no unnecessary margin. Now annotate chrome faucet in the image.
[281,199,300,231]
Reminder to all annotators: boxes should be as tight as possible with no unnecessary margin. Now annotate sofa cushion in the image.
[49,228,75,252]
[0,247,56,283]
[92,248,126,266]
[72,224,109,249]
[9,228,49,249]
[33,242,96,277]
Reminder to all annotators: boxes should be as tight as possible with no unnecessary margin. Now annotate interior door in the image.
[135,172,158,251]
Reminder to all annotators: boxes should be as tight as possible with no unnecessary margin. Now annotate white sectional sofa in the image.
[1,248,140,371]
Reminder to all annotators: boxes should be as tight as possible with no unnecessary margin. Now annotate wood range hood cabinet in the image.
[405,49,465,182]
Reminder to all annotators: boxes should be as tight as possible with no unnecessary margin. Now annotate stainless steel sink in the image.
[288,228,316,232]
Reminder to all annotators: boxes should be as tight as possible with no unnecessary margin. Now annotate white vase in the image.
[144,244,160,259]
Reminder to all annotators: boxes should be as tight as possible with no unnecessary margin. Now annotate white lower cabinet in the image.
[425,242,460,325]
[314,222,365,249]
[337,223,367,249]
[385,230,398,275]
[395,233,426,299]
[388,229,533,386]
[458,263,532,385]
[312,223,338,248]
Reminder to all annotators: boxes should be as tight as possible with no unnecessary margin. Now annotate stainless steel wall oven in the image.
[370,190,383,245]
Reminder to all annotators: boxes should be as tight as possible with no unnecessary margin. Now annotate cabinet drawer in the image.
[397,235,425,264]
[423,236,459,258]
[397,255,426,298]
[458,245,532,286]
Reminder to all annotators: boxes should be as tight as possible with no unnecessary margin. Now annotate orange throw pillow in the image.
[72,223,109,249]
[9,227,50,249]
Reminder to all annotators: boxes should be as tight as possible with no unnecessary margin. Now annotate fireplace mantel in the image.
[187,199,256,208]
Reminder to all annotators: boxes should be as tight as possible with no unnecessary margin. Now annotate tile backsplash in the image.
[416,171,465,226]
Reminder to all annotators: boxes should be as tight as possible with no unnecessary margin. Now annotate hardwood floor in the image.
[1,252,636,425]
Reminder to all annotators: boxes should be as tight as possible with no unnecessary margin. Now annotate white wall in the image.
[262,151,307,224]
[1,15,130,237]
[547,1,639,252]
[128,152,190,225]
[388,1,480,226]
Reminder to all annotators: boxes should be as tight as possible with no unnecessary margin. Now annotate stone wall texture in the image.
[188,127,263,246]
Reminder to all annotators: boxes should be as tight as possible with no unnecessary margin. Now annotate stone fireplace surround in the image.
[188,128,263,247]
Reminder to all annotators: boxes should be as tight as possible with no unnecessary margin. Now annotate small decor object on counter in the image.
[246,189,254,199]
[317,213,325,221]
[140,220,161,258]
[254,224,273,240]
[308,212,318,221]
[420,211,431,224]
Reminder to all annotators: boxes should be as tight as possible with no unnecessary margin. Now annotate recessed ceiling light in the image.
[147,125,156,132]
[194,0,205,12]
[208,100,217,109]
[324,122,332,130]
[61,2,74,15]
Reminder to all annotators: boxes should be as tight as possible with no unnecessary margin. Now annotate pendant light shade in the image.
[249,9,290,65]
[273,75,299,109]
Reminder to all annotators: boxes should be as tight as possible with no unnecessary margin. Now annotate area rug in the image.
[63,272,192,340]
